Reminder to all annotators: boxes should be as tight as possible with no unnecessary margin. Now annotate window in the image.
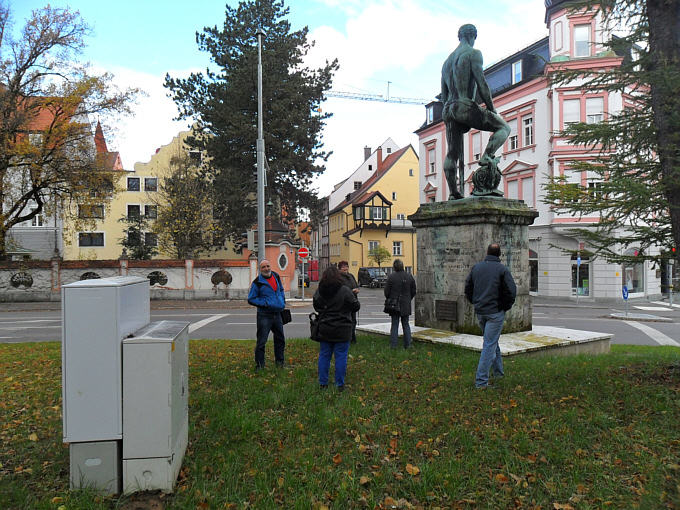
[78,204,105,219]
[128,231,140,246]
[145,205,158,218]
[622,248,644,294]
[409,168,414,177]
[354,181,362,190]
[472,132,481,160]
[31,210,44,227]
[392,192,397,200]
[588,181,604,199]
[512,60,522,84]
[386,147,392,154]
[79,232,104,247]
[127,204,141,218]
[571,252,590,296]
[353,207,364,220]
[369,207,386,220]
[427,195,436,203]
[127,177,140,191]
[586,97,604,123]
[523,116,534,146]
[144,177,158,192]
[189,151,202,165]
[144,232,158,247]
[393,241,402,256]
[574,24,591,57]
[368,241,379,253]
[396,213,406,220]
[563,98,581,126]
[529,249,538,293]
[426,105,434,124]
[428,148,436,174]
[508,119,518,150]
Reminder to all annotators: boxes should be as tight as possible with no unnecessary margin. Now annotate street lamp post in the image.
[256,28,266,264]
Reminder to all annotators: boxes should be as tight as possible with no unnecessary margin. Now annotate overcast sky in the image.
[11,0,548,196]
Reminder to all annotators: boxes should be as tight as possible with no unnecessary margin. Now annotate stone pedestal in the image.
[409,197,538,334]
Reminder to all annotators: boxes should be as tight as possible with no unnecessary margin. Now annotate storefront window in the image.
[571,253,590,296]
[622,248,644,294]
[529,249,538,293]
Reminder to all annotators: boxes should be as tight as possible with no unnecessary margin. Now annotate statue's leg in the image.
[444,121,464,200]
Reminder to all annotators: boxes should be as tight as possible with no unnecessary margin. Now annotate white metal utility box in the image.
[62,276,150,443]
[122,321,189,494]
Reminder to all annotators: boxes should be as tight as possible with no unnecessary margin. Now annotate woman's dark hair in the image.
[320,265,343,286]
[393,258,404,272]
[338,260,349,269]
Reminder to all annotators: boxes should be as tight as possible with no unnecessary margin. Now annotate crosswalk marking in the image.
[626,321,680,347]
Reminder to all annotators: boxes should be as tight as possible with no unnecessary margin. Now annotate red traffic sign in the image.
[298,247,309,258]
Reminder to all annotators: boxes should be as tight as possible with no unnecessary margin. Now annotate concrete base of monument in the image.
[356,322,611,357]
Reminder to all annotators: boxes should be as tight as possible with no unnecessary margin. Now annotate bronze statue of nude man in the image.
[441,24,510,199]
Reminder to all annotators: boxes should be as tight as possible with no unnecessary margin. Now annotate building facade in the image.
[326,143,420,275]
[416,0,663,300]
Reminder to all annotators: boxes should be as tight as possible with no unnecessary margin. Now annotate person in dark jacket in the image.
[248,259,287,370]
[464,243,517,389]
[383,259,417,348]
[338,260,360,343]
[313,265,360,391]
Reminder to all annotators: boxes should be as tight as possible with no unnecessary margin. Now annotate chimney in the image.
[364,146,371,161]
[377,146,383,172]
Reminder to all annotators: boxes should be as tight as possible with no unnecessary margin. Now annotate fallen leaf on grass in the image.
[495,473,510,484]
[333,454,342,465]
[28,433,38,441]
[359,476,371,485]
[406,463,420,476]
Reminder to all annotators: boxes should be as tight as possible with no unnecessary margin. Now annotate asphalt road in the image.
[1,287,679,347]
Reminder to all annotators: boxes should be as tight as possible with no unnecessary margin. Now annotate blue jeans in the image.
[475,311,505,388]
[390,314,412,348]
[318,340,350,387]
[255,309,286,368]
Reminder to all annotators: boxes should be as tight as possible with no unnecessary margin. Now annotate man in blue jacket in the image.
[464,243,516,389]
[248,259,286,370]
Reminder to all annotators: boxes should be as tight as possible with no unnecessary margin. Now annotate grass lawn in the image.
[1,336,679,509]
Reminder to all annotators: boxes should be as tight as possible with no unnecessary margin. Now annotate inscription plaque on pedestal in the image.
[436,300,457,321]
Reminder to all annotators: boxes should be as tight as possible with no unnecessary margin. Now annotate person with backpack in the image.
[384,259,417,349]
[248,259,286,370]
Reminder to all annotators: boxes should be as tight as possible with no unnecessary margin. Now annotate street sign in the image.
[622,286,629,300]
[298,247,309,258]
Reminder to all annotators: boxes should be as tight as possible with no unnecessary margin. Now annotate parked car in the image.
[298,272,310,287]
[357,267,388,288]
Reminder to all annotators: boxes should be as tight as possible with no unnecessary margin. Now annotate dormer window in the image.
[574,24,591,57]
[426,105,434,124]
[354,181,362,190]
[512,60,522,84]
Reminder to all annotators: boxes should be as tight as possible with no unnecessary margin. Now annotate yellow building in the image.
[327,145,419,275]
[63,126,240,260]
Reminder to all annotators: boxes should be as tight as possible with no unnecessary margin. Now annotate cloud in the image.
[99,65,195,168]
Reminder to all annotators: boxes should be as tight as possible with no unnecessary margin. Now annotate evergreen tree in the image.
[543,0,680,266]
[164,0,338,242]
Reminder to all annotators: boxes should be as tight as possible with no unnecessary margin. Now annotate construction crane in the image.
[325,81,433,105]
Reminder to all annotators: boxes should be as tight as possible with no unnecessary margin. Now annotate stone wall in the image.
[0,258,257,302]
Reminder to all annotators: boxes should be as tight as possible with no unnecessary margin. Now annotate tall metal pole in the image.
[256,28,266,264]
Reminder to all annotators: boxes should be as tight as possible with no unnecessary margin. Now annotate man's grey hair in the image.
[393,259,404,272]
[458,24,477,41]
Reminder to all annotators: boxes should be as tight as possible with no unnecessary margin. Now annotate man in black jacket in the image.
[464,243,516,389]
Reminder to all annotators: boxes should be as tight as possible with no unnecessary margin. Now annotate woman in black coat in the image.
[313,265,360,390]
[384,259,417,348]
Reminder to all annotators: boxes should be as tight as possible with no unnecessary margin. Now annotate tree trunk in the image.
[647,0,680,258]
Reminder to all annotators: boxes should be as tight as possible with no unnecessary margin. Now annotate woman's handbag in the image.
[383,277,406,315]
[280,309,292,325]
[309,306,327,342]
